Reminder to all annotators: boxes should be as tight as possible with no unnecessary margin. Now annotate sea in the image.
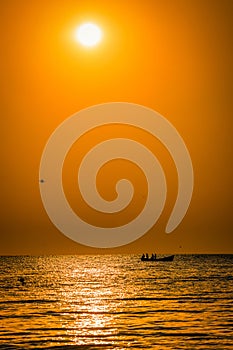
[0,254,232,349]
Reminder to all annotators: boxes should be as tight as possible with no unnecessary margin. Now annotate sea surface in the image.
[0,254,232,349]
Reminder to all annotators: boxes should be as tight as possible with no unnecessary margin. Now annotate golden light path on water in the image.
[60,264,119,346]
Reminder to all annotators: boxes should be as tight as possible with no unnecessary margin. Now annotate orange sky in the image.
[1,0,233,254]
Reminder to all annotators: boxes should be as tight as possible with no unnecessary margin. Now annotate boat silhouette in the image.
[141,255,174,262]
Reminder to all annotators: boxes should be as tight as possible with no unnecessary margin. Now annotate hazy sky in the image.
[1,0,233,255]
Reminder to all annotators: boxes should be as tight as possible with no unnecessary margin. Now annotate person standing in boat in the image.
[151,253,155,261]
[146,253,149,260]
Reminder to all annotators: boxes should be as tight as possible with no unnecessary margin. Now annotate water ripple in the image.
[0,254,232,349]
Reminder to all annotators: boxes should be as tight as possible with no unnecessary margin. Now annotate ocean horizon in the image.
[0,254,232,349]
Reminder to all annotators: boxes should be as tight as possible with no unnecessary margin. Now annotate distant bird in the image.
[39,179,45,183]
[18,277,25,285]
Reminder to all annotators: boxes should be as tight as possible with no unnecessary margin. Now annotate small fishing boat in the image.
[141,255,174,262]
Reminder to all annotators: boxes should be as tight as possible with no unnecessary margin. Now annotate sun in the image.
[75,23,102,47]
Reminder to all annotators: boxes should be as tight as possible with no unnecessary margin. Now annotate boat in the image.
[141,255,174,262]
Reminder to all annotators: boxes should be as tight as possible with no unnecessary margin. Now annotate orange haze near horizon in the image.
[1,0,233,255]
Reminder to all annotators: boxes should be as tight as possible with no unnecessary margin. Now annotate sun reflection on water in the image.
[58,258,124,346]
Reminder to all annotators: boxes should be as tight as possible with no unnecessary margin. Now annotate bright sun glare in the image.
[75,23,102,47]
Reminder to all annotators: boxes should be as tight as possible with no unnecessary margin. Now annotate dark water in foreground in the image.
[0,255,232,349]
